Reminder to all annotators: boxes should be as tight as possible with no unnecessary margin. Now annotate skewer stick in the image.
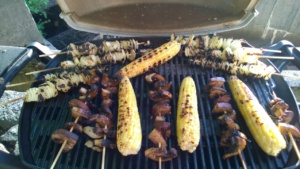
[39,51,68,57]
[258,56,294,60]
[25,67,61,75]
[0,96,26,107]
[239,151,247,169]
[158,142,162,169]
[288,132,300,160]
[6,79,42,88]
[50,116,80,169]
[272,73,300,80]
[261,49,282,53]
[101,125,107,169]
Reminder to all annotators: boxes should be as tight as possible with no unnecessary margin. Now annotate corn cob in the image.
[115,41,181,79]
[228,76,286,156]
[117,77,142,156]
[176,76,200,153]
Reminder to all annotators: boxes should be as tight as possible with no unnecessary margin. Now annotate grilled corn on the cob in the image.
[228,76,286,156]
[117,77,142,156]
[176,76,200,153]
[115,41,181,79]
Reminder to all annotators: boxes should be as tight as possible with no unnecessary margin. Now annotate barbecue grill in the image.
[1,0,300,169]
[11,37,299,169]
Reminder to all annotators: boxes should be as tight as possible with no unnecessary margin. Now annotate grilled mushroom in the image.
[282,110,294,123]
[69,99,91,119]
[101,88,111,100]
[223,132,247,159]
[152,102,171,116]
[145,73,166,83]
[153,116,171,132]
[71,107,92,119]
[144,147,177,162]
[278,122,300,138]
[212,102,233,114]
[220,129,234,147]
[153,81,172,90]
[148,89,172,102]
[148,129,167,147]
[105,86,118,94]
[94,139,116,149]
[220,116,237,130]
[64,122,83,133]
[87,84,99,98]
[209,87,227,99]
[206,77,225,91]
[214,95,231,104]
[51,129,79,152]
[93,127,116,138]
[89,114,113,129]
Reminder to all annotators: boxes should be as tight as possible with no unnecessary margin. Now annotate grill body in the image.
[19,37,300,169]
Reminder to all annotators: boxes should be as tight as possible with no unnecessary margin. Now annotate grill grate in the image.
[19,37,298,169]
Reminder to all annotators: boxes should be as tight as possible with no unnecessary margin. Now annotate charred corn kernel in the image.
[176,76,200,153]
[228,76,286,156]
[115,41,181,79]
[117,77,142,156]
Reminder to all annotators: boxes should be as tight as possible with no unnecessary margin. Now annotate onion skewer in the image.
[39,40,150,57]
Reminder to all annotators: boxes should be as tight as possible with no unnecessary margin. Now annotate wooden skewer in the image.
[101,125,108,169]
[50,116,80,169]
[261,49,282,53]
[272,73,300,80]
[6,79,42,88]
[288,132,300,160]
[158,142,162,169]
[239,150,247,169]
[258,56,294,60]
[39,51,68,57]
[0,96,26,107]
[25,67,61,75]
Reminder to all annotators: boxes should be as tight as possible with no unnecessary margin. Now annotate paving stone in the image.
[0,91,25,131]
[0,0,43,46]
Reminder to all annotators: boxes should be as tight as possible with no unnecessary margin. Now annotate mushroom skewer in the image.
[207,77,247,168]
[50,116,80,169]
[144,73,177,165]
[272,92,300,161]
[51,98,92,169]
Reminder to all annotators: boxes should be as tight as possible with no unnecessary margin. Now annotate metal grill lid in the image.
[57,0,260,36]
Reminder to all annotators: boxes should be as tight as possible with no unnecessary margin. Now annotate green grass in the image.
[25,0,49,36]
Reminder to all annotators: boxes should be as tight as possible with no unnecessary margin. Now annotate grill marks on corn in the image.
[228,76,286,156]
[176,77,200,153]
[117,77,142,156]
[115,41,181,79]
